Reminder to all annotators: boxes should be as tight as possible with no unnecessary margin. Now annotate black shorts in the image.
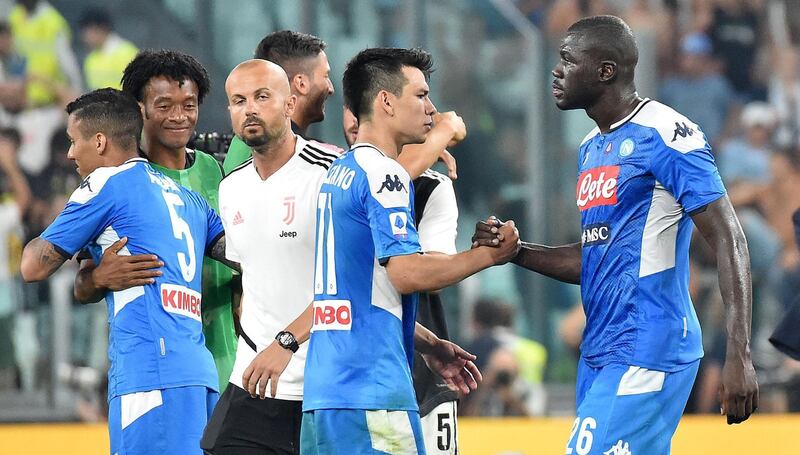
[201,384,303,455]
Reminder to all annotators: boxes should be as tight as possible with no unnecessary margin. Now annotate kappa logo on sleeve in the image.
[389,212,408,238]
[377,174,407,193]
[79,176,93,192]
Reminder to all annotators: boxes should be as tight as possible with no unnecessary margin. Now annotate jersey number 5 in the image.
[162,191,196,282]
[314,192,337,295]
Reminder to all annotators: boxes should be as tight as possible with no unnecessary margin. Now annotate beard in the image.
[243,132,270,148]
[306,89,328,124]
[241,115,271,148]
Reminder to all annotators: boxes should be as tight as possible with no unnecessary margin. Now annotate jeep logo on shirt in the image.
[576,166,619,211]
[582,223,611,246]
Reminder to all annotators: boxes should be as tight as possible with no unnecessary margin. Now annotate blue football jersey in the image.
[576,99,726,372]
[303,144,422,412]
[41,158,223,399]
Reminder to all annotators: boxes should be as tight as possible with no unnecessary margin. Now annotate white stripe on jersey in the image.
[639,181,682,278]
[97,225,144,315]
[370,257,403,321]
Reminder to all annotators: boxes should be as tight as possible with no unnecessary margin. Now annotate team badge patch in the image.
[619,139,635,157]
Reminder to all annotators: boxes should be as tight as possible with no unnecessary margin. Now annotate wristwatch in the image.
[275,330,299,353]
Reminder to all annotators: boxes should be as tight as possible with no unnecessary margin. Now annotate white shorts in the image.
[420,401,458,454]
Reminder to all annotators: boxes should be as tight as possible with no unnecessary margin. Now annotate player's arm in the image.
[20,237,69,282]
[472,218,582,284]
[397,111,464,180]
[242,303,313,399]
[691,195,758,424]
[385,222,519,294]
[73,237,164,303]
[414,322,482,395]
[206,234,241,273]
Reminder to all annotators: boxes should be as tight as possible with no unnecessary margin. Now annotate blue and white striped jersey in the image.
[41,158,222,399]
[576,99,726,372]
[303,143,422,412]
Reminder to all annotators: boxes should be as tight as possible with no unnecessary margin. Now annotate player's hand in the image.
[421,339,482,395]
[475,218,520,265]
[91,237,163,291]
[439,149,457,180]
[432,111,467,147]
[471,216,505,248]
[719,356,759,424]
[242,341,293,399]
[493,220,521,264]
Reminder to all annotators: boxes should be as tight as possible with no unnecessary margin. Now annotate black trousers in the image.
[201,384,302,455]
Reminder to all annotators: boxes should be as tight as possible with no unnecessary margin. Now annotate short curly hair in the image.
[121,49,211,104]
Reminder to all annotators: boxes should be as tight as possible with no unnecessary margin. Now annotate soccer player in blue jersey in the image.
[475,15,758,454]
[19,88,238,455]
[300,47,521,454]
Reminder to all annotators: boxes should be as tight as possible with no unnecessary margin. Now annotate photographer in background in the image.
[461,299,546,417]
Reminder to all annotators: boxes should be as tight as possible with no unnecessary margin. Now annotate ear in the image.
[598,60,617,83]
[138,101,147,120]
[292,74,310,96]
[377,90,394,117]
[95,132,108,155]
[285,94,297,117]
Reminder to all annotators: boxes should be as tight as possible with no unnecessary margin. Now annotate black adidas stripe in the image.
[299,153,331,170]
[302,146,335,165]
[304,143,338,161]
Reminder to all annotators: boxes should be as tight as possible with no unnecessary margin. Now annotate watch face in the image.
[279,333,293,345]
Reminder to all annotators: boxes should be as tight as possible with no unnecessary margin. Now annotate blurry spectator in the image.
[698,0,765,101]
[463,298,506,372]
[78,7,138,91]
[25,129,77,236]
[8,0,81,107]
[558,303,584,356]
[544,0,613,38]
[718,102,776,208]
[462,299,547,416]
[659,32,734,146]
[0,126,30,389]
[463,348,538,416]
[769,46,799,147]
[622,0,675,94]
[0,21,26,115]
[763,148,800,306]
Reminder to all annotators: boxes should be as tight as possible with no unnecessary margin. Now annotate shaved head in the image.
[225,59,295,150]
[225,59,291,98]
[567,15,638,84]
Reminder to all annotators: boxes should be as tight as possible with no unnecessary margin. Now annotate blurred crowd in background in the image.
[0,0,799,422]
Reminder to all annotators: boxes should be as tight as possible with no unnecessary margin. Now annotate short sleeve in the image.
[217,182,240,263]
[649,131,726,214]
[417,179,458,254]
[41,174,116,257]
[205,204,225,253]
[355,151,421,263]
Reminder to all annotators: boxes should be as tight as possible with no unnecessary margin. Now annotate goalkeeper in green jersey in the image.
[73,50,238,393]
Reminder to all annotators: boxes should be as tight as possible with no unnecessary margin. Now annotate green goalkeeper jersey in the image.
[222,136,252,174]
[152,149,237,392]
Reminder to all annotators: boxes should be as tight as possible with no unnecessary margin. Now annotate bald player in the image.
[200,59,326,455]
